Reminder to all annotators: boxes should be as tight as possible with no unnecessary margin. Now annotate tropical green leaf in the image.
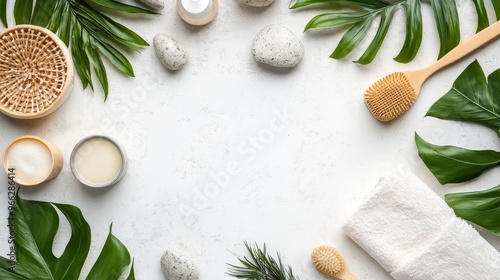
[71,1,149,51]
[426,60,500,137]
[431,0,460,59]
[290,0,385,10]
[393,0,422,63]
[292,0,497,64]
[415,133,500,184]
[330,14,376,59]
[473,0,489,32]
[58,0,72,45]
[87,0,157,14]
[71,20,93,89]
[445,184,500,235]
[304,12,369,31]
[86,44,109,99]
[32,0,57,27]
[0,0,7,27]
[93,39,135,77]
[87,224,133,280]
[492,0,500,20]
[1,0,154,100]
[0,194,134,279]
[355,5,396,64]
[14,0,33,24]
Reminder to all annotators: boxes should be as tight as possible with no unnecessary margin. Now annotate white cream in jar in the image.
[70,136,127,187]
[3,136,63,186]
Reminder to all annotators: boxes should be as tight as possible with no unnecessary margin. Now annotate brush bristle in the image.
[311,245,345,277]
[364,72,417,122]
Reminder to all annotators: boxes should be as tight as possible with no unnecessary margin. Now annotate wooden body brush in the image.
[365,20,500,122]
[311,245,357,280]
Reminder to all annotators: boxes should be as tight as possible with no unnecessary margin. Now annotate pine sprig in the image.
[291,0,500,64]
[227,241,299,280]
[0,0,156,100]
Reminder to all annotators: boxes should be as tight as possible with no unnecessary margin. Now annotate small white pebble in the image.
[153,34,189,71]
[160,249,199,280]
[252,25,304,68]
[238,0,274,7]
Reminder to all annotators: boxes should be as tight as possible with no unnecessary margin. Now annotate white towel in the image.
[343,166,455,272]
[391,218,500,280]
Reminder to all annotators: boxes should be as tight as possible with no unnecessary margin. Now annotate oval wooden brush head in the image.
[311,245,357,280]
[364,72,417,122]
[0,25,74,119]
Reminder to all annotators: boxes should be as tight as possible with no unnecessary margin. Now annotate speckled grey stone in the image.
[160,250,199,280]
[252,25,304,68]
[153,34,188,71]
[238,0,274,7]
[138,0,164,10]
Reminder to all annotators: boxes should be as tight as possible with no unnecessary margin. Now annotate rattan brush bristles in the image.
[0,25,73,119]
[364,72,418,122]
[363,20,500,122]
[311,245,357,280]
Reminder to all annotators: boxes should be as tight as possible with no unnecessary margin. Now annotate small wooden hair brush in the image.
[365,20,500,122]
[311,245,357,280]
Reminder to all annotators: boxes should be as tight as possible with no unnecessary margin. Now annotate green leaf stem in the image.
[0,0,155,100]
[291,0,500,63]
[415,134,500,185]
[0,195,134,279]
[445,185,500,236]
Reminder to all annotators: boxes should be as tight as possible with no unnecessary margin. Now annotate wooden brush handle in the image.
[339,268,358,280]
[424,20,500,75]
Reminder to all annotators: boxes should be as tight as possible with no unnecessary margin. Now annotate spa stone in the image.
[160,249,199,280]
[154,34,189,70]
[252,25,304,68]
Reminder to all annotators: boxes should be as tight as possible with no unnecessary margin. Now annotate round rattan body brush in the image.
[311,245,357,280]
[0,25,74,119]
[365,20,500,122]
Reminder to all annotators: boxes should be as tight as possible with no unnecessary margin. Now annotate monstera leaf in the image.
[416,60,500,235]
[416,61,500,184]
[290,0,500,64]
[416,60,500,184]
[0,0,155,100]
[445,184,500,236]
[415,134,500,184]
[0,194,134,279]
[426,60,500,137]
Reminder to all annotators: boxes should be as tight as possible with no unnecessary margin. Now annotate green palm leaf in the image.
[0,0,155,100]
[291,0,499,64]
[0,194,134,279]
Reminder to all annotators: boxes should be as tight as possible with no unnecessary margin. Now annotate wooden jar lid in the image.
[177,0,218,26]
[0,25,74,119]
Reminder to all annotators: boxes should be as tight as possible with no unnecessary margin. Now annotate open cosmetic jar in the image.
[3,135,63,186]
[177,0,218,26]
[70,135,128,188]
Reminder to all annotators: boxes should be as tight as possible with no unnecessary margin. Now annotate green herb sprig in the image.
[416,60,500,236]
[290,0,500,64]
[227,241,299,280]
[0,0,156,100]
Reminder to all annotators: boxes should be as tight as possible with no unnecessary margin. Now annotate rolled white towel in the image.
[343,166,456,272]
[390,218,500,280]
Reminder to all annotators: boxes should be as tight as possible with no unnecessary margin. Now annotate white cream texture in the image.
[73,137,122,186]
[181,0,210,17]
[6,139,52,184]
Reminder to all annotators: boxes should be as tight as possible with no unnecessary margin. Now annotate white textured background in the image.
[0,0,499,279]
